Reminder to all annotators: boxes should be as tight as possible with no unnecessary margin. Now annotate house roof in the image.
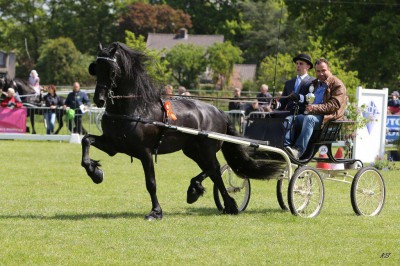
[146,32,224,51]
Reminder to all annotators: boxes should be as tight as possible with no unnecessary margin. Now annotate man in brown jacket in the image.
[284,58,347,159]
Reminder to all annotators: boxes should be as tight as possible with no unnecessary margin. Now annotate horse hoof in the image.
[89,168,104,184]
[223,206,239,215]
[186,183,205,204]
[144,210,163,221]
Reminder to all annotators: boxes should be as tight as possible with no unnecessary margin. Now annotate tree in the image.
[118,2,192,38]
[238,0,289,64]
[165,44,206,89]
[36,37,94,85]
[258,53,294,94]
[285,0,400,89]
[47,0,120,54]
[124,31,172,84]
[206,42,243,89]
[0,0,49,76]
[166,0,242,36]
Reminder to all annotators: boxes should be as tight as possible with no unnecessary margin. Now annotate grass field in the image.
[0,140,399,265]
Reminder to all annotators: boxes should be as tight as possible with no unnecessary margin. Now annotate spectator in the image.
[28,70,42,95]
[245,100,264,116]
[163,84,174,97]
[387,91,400,115]
[178,86,186,95]
[1,88,23,109]
[257,84,272,112]
[43,84,63,134]
[278,53,315,114]
[64,82,90,135]
[228,88,243,111]
[284,58,347,160]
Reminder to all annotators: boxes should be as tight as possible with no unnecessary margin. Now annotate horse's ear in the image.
[98,42,103,52]
[109,43,118,57]
[88,62,96,76]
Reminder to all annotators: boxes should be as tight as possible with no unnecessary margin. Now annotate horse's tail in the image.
[221,118,285,180]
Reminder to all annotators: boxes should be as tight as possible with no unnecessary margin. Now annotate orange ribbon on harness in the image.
[164,101,177,121]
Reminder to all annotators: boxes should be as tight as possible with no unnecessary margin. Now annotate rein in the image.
[95,56,287,105]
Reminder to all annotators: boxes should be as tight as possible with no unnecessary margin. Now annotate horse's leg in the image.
[140,151,163,220]
[54,111,63,134]
[184,144,238,214]
[206,157,238,214]
[30,110,36,134]
[81,134,117,184]
[186,172,208,204]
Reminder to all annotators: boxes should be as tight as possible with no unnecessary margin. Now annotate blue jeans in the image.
[44,112,56,134]
[284,114,323,156]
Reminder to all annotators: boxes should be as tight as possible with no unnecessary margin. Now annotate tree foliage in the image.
[0,0,49,75]
[238,0,289,64]
[124,31,172,85]
[165,0,242,35]
[118,2,192,38]
[46,0,119,54]
[165,44,206,89]
[206,41,243,88]
[1,0,398,91]
[285,0,400,89]
[36,37,94,85]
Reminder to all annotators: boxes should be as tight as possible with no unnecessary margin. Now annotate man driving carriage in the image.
[278,53,315,114]
[284,58,347,160]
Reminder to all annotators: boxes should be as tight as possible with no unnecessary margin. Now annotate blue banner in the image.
[386,115,400,144]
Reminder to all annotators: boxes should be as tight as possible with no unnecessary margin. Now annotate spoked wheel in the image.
[288,166,325,218]
[351,167,386,216]
[277,178,290,210]
[213,164,251,212]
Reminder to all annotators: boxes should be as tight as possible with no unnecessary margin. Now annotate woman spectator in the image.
[28,70,40,90]
[43,85,63,134]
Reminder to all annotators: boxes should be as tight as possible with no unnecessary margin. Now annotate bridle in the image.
[95,56,123,105]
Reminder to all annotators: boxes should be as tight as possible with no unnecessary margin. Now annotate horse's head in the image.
[89,42,122,107]
[89,42,160,110]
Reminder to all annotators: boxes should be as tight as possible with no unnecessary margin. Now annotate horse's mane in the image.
[105,42,161,105]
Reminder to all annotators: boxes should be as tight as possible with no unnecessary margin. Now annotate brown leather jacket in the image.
[309,75,347,124]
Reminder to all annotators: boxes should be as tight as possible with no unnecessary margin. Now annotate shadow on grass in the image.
[0,207,287,220]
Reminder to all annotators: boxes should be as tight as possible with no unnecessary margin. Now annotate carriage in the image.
[82,42,385,220]
[213,110,386,218]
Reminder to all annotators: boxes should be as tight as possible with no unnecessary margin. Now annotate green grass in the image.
[0,140,399,265]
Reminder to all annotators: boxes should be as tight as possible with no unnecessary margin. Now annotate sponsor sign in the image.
[0,107,27,133]
[353,87,388,162]
[386,115,400,144]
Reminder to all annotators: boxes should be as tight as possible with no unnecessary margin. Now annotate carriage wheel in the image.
[213,164,251,212]
[350,167,385,216]
[288,166,324,218]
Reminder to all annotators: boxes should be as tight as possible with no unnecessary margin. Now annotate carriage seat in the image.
[299,120,351,162]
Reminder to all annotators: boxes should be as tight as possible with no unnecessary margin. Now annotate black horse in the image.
[0,76,65,134]
[82,42,283,220]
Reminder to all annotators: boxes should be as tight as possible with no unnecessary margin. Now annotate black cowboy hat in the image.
[293,53,313,69]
